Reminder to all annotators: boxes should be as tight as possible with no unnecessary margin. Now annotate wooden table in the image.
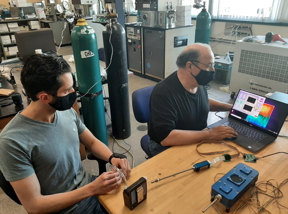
[98,122,288,214]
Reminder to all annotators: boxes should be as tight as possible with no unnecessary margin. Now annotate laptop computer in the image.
[208,89,288,153]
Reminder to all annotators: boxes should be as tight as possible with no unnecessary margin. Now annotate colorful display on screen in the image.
[246,103,275,128]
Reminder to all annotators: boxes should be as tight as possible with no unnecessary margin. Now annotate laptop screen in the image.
[230,89,288,135]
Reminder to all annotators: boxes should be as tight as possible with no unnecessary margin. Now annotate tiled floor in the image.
[0,45,233,213]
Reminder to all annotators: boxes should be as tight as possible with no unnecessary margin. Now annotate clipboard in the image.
[0,89,15,96]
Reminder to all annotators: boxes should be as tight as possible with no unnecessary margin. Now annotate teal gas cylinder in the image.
[71,18,108,145]
[195,4,211,44]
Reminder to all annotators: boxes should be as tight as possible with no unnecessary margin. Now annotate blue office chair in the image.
[98,48,105,62]
[132,86,155,158]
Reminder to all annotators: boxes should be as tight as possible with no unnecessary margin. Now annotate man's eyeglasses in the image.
[191,60,215,71]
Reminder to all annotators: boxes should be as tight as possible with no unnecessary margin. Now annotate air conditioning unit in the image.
[229,39,288,99]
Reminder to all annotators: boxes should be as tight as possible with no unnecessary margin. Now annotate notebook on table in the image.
[208,89,288,153]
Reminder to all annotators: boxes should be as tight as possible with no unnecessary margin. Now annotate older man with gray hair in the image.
[148,43,237,156]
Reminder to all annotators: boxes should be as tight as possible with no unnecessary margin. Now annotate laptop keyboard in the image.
[223,121,267,142]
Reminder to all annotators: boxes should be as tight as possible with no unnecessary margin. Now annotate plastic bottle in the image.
[20,8,25,19]
[137,10,142,22]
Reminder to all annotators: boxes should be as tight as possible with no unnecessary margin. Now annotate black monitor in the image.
[15,28,56,61]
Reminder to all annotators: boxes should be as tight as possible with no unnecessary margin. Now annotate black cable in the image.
[105,111,131,154]
[0,95,13,107]
[215,111,224,119]
[0,102,13,107]
[0,101,14,106]
[9,66,22,74]
[260,152,288,159]
[204,84,211,90]
[0,97,12,102]
[8,66,21,85]
[249,26,253,36]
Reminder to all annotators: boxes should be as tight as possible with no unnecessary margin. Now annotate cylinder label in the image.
[81,26,95,34]
[80,50,95,58]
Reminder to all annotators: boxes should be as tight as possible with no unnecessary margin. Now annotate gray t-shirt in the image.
[0,108,93,212]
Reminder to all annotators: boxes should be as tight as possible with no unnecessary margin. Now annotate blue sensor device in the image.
[194,160,210,172]
[211,163,259,212]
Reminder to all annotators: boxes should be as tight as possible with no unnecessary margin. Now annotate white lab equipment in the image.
[229,36,288,99]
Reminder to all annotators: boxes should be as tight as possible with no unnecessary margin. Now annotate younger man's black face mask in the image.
[190,62,215,86]
[49,91,77,111]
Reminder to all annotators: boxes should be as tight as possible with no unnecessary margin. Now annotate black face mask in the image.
[190,62,215,86]
[191,69,215,86]
[49,91,77,111]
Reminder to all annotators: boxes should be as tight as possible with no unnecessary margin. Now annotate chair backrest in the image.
[98,48,105,62]
[15,28,56,61]
[0,171,21,204]
[0,45,2,63]
[132,86,155,123]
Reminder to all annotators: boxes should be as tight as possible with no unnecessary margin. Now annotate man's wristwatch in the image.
[108,153,123,164]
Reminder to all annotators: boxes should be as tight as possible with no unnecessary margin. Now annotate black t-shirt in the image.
[148,71,210,144]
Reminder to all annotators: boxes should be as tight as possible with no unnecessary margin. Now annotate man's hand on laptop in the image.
[208,126,238,141]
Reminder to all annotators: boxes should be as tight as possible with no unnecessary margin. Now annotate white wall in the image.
[208,21,288,55]
[127,16,288,56]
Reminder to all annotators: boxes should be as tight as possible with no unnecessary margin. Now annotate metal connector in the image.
[202,194,222,213]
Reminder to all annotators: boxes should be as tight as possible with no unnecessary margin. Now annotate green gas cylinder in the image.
[195,3,211,44]
[71,19,108,145]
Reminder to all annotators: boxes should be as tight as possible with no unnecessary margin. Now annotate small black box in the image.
[123,177,147,210]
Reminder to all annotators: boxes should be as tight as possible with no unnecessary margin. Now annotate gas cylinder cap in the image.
[76,18,88,26]
[107,13,118,19]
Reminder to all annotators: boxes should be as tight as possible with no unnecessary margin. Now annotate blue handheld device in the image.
[211,163,259,212]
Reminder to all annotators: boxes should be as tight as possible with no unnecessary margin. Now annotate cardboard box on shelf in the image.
[0,23,9,32]
[176,15,191,22]
[28,21,40,30]
[19,26,29,31]
[8,46,18,56]
[7,22,20,32]
[1,35,11,44]
[4,47,9,56]
[176,20,191,26]
[176,5,192,26]
[10,35,16,43]
[176,5,192,12]
[176,10,191,17]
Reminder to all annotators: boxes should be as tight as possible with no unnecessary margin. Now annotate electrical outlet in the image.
[224,22,252,36]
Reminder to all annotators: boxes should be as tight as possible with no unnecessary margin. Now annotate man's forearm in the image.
[209,99,232,111]
[11,175,96,214]
[79,129,113,162]
[30,185,96,214]
[89,139,113,162]
[161,129,212,146]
